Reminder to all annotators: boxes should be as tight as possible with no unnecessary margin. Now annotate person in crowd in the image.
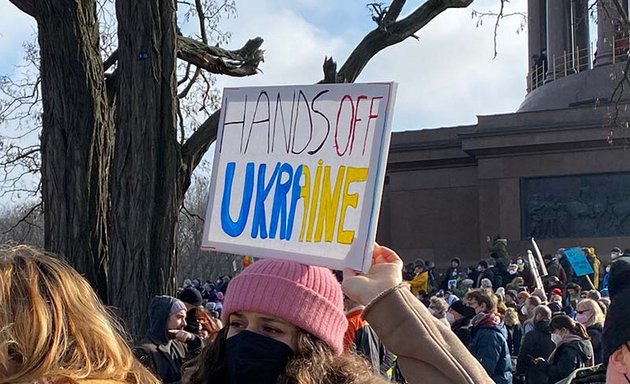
[531,315,594,383]
[531,287,548,304]
[429,296,451,328]
[587,290,602,302]
[185,244,495,384]
[465,289,513,383]
[135,296,202,383]
[516,256,537,288]
[197,307,222,343]
[488,236,510,279]
[476,260,496,289]
[467,265,480,283]
[522,296,542,335]
[343,294,395,377]
[410,261,430,297]
[576,299,605,365]
[505,308,523,359]
[480,277,494,290]
[444,290,459,305]
[447,299,476,346]
[453,278,475,299]
[443,257,462,290]
[178,287,203,335]
[505,276,525,292]
[566,282,583,313]
[610,247,623,261]
[0,244,159,384]
[505,290,519,309]
[516,305,556,384]
[545,253,568,284]
[583,248,601,290]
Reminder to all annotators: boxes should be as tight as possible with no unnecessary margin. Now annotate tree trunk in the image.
[110,0,181,336]
[37,0,112,301]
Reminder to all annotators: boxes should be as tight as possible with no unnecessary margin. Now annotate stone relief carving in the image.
[521,173,630,239]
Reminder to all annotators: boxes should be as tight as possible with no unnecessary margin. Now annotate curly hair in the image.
[183,327,389,384]
[0,244,159,384]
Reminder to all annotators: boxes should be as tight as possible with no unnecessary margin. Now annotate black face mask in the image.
[226,330,294,384]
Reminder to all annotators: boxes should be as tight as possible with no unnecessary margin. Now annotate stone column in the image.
[596,0,621,67]
[573,0,589,71]
[528,0,548,89]
[546,0,570,80]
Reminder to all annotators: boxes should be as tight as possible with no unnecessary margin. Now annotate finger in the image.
[372,244,402,265]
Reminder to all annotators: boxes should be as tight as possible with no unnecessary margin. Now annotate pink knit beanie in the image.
[221,258,347,355]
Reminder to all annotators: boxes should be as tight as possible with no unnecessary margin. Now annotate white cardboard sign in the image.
[201,82,397,272]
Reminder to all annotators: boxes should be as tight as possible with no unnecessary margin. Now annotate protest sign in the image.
[201,83,397,272]
[563,247,594,277]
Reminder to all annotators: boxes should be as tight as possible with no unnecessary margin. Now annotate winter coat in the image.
[516,318,556,384]
[363,284,494,384]
[506,324,523,357]
[586,324,603,365]
[534,338,594,384]
[468,313,513,384]
[546,259,567,284]
[134,296,202,384]
[475,269,495,289]
[409,271,429,296]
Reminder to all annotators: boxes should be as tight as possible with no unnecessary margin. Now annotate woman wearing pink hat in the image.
[184,244,493,384]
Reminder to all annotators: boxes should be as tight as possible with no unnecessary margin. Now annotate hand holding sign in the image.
[202,83,397,272]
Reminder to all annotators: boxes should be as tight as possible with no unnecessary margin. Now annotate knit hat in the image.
[450,299,475,319]
[603,256,630,364]
[178,287,202,307]
[221,258,347,355]
[169,299,187,317]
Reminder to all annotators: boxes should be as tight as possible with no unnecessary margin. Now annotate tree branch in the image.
[180,109,221,190]
[383,0,406,25]
[335,0,473,82]
[103,49,119,71]
[176,35,264,77]
[8,0,37,17]
[1,202,42,235]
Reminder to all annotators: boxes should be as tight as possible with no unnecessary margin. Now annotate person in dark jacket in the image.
[465,289,513,384]
[544,253,567,284]
[516,305,556,384]
[447,299,476,346]
[442,257,462,290]
[177,287,203,335]
[135,296,202,384]
[532,315,594,384]
[476,261,496,289]
[575,299,605,365]
[504,308,523,361]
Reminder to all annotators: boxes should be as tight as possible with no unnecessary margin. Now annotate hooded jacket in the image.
[516,318,556,384]
[534,337,594,384]
[134,296,202,384]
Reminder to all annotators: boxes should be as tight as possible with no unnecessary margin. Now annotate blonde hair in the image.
[577,298,605,328]
[429,296,449,315]
[504,308,520,327]
[0,245,159,384]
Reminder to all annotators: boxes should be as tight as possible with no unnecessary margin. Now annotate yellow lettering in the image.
[337,167,368,245]
[305,160,323,242]
[298,165,311,242]
[314,165,345,242]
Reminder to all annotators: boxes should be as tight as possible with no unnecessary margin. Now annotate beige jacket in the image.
[363,284,494,384]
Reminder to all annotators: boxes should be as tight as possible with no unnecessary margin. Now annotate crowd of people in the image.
[1,240,630,384]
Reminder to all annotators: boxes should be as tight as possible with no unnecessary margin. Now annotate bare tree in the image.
[4,0,475,334]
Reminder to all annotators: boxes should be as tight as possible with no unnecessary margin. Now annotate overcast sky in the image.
[0,0,530,208]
